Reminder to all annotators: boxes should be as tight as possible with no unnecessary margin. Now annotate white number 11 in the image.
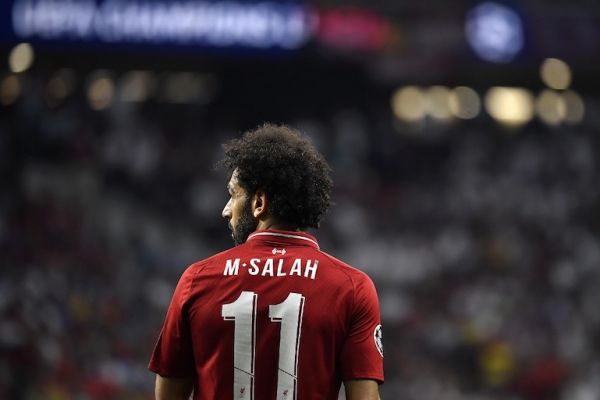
[222,291,305,400]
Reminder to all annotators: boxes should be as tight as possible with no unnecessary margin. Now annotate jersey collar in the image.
[247,229,320,250]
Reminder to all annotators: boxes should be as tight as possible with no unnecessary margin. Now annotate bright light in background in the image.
[87,71,115,111]
[449,86,481,120]
[465,2,524,63]
[485,87,534,127]
[121,71,157,103]
[0,75,21,105]
[562,90,585,124]
[536,89,566,126]
[8,43,34,73]
[162,73,218,104]
[425,86,452,121]
[540,58,572,90]
[391,86,426,122]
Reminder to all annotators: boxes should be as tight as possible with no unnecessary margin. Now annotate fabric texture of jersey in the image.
[149,229,384,400]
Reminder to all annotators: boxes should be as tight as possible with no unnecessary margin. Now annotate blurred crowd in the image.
[1,69,599,400]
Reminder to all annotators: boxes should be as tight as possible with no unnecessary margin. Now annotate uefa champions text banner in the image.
[0,0,314,53]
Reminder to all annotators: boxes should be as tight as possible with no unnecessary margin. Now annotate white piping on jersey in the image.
[248,232,320,249]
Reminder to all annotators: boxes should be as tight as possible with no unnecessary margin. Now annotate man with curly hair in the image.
[149,123,383,400]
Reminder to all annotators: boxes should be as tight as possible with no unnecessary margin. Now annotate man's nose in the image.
[222,199,232,219]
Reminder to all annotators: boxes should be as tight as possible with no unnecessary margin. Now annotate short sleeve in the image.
[148,267,196,378]
[340,274,384,384]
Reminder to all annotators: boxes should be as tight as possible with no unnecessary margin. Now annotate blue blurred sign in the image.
[1,0,313,51]
[465,2,524,63]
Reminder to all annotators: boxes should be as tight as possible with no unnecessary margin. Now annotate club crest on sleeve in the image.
[374,324,383,357]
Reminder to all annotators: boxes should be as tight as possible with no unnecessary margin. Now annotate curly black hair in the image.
[220,123,333,229]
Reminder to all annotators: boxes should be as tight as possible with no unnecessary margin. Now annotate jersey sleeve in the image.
[148,266,196,378]
[340,273,384,384]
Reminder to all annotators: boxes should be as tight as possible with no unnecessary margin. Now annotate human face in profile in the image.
[222,170,258,245]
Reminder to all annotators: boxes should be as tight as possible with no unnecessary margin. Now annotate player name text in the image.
[223,258,318,280]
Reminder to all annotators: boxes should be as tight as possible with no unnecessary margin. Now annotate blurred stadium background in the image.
[1,0,600,399]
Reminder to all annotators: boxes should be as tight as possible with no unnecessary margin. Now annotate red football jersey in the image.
[149,229,384,400]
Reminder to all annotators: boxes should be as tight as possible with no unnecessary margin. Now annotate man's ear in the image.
[252,190,268,219]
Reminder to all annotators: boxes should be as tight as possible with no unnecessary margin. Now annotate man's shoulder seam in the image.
[317,250,370,280]
[315,250,359,285]
[187,246,238,269]
[181,247,237,301]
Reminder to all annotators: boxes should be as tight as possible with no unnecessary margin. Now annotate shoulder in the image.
[317,250,377,291]
[172,247,241,304]
[183,246,240,276]
[176,246,239,287]
[317,251,380,318]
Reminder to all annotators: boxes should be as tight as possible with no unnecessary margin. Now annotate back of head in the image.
[220,123,333,229]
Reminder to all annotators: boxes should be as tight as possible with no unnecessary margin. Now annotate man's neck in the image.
[256,220,301,232]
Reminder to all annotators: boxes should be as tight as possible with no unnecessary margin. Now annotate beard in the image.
[230,196,258,246]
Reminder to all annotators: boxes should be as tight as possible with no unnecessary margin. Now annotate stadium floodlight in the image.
[562,90,585,124]
[391,86,427,123]
[536,90,566,126]
[8,42,34,73]
[540,58,572,90]
[425,86,453,121]
[485,87,534,127]
[449,86,481,120]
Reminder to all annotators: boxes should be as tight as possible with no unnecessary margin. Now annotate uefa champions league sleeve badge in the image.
[374,325,383,357]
